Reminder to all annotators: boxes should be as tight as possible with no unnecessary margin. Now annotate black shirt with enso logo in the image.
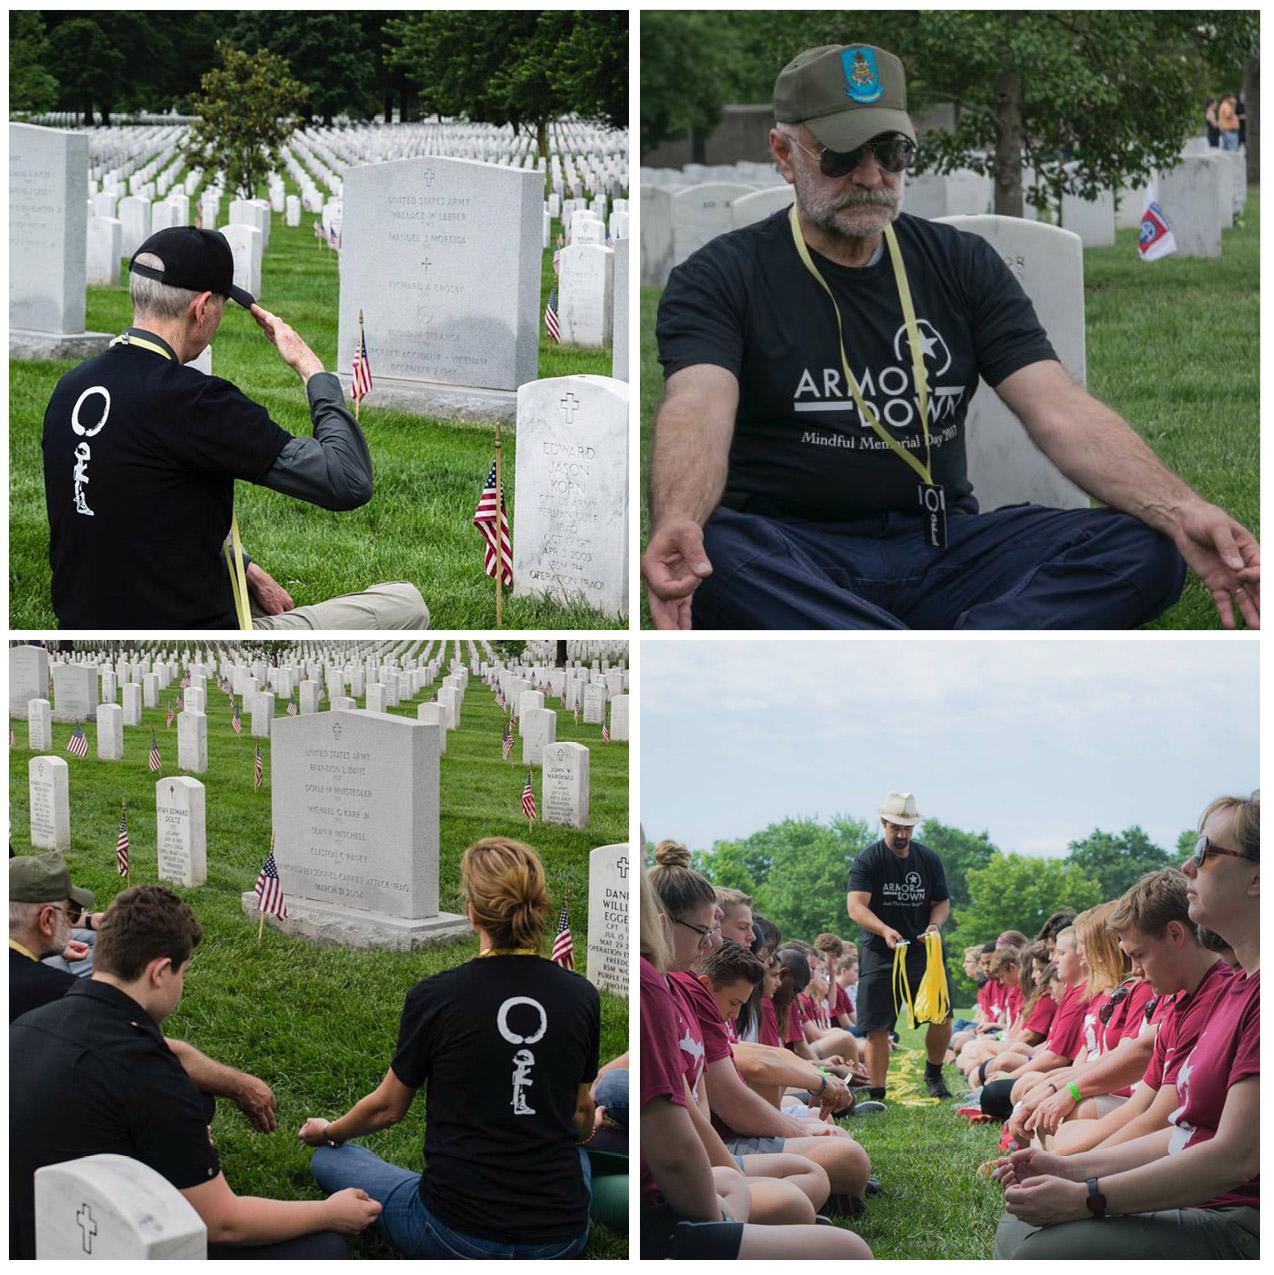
[43,333,290,628]
[391,955,601,1244]
[847,838,949,956]
[656,210,1057,521]
[10,979,221,1259]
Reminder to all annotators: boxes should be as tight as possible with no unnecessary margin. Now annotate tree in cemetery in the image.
[42,15,125,125]
[9,12,59,114]
[386,10,628,158]
[184,43,308,201]
[658,9,1259,216]
[1064,826,1173,900]
[222,11,385,125]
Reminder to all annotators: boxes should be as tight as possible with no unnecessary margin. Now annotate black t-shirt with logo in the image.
[42,333,290,628]
[656,210,1057,521]
[10,980,221,1259]
[9,947,76,1022]
[847,838,949,956]
[391,955,601,1244]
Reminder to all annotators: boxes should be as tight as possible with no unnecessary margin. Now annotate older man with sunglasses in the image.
[644,42,1259,631]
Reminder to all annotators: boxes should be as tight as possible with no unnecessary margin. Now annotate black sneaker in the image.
[924,1072,953,1099]
[865,1176,882,1196]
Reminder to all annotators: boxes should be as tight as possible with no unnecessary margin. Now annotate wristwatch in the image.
[323,1121,343,1148]
[1085,1177,1107,1218]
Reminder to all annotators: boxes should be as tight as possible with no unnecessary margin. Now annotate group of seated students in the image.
[641,841,885,1259]
[945,793,1258,1259]
[11,838,625,1261]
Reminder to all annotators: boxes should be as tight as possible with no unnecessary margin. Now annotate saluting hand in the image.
[250,304,325,383]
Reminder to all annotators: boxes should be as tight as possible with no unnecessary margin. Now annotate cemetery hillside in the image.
[10,638,630,1259]
[10,10,630,630]
[639,11,1258,630]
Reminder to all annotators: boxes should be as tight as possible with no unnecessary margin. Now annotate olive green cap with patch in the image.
[10,852,94,907]
[774,44,916,154]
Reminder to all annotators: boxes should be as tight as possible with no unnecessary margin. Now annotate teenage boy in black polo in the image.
[846,792,953,1101]
[10,885,380,1258]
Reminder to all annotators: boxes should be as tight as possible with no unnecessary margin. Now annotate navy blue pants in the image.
[691,504,1186,629]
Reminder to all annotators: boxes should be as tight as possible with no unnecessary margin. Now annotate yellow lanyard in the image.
[114,331,252,631]
[892,932,951,1028]
[477,948,539,958]
[787,203,934,485]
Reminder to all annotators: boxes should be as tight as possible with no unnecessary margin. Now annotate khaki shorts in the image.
[252,581,428,630]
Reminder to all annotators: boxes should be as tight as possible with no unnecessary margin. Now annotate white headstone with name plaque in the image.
[586,843,629,995]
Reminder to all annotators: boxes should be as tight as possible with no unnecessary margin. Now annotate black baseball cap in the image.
[129,226,255,309]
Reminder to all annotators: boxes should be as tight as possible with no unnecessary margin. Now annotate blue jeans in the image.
[311,1143,591,1259]
[693,503,1185,629]
[594,1069,629,1130]
[1220,131,1239,151]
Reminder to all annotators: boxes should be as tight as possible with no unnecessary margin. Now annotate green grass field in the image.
[640,192,1259,629]
[10,166,623,630]
[10,648,629,1258]
[825,1015,1004,1260]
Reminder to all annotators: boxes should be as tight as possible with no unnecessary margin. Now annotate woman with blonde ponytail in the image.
[298,838,600,1259]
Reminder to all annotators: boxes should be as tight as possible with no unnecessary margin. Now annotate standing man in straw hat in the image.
[846,791,953,1102]
[643,41,1260,630]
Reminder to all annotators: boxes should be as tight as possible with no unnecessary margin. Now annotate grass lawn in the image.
[825,1014,1004,1260]
[639,192,1259,629]
[10,641,629,1259]
[10,165,624,630]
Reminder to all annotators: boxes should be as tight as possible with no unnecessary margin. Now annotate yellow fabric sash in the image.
[787,203,934,485]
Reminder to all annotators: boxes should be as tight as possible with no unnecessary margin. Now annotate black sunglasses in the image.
[793,133,916,178]
[1099,983,1132,1025]
[1193,833,1254,866]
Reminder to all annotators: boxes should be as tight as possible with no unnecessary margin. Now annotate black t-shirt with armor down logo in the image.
[42,336,290,629]
[656,210,1058,521]
[391,954,601,1244]
[847,838,949,956]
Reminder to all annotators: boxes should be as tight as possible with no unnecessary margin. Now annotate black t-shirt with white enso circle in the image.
[847,838,949,956]
[42,333,290,628]
[391,954,601,1244]
[656,210,1058,521]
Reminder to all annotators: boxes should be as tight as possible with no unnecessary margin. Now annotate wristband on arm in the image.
[1067,1081,1084,1104]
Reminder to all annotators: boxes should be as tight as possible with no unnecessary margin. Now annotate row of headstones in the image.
[640,149,1245,286]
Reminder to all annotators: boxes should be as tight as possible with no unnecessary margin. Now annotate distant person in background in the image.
[1217,94,1240,150]
[1204,97,1220,147]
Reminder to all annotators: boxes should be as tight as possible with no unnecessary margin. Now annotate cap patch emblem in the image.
[841,47,883,103]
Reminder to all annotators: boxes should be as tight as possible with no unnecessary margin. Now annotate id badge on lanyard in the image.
[787,205,945,549]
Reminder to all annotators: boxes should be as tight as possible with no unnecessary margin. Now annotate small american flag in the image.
[351,329,373,403]
[473,461,513,586]
[181,673,190,689]
[521,768,536,822]
[231,702,242,735]
[551,896,574,969]
[602,717,610,743]
[174,694,184,714]
[148,731,161,773]
[544,286,560,343]
[287,693,298,717]
[254,847,287,918]
[8,722,13,749]
[552,244,562,275]
[254,744,264,790]
[227,690,235,711]
[328,227,340,252]
[313,219,323,241]
[67,722,88,759]
[166,700,174,728]
[116,803,130,877]
[502,713,514,761]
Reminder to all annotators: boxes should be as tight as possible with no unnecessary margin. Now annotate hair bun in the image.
[654,840,691,868]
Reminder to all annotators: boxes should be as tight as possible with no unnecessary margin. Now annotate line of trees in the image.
[679,812,1193,986]
[9,10,627,138]
[641,10,1260,210]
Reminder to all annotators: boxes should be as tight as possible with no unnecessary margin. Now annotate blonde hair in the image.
[1198,791,1260,860]
[649,840,716,918]
[1107,869,1192,939]
[640,863,672,971]
[1075,902,1128,998]
[459,838,551,950]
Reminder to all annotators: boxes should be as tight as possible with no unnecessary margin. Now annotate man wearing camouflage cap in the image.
[643,43,1259,631]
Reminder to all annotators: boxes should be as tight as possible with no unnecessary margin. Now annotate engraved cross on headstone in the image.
[560,392,580,426]
[77,1202,97,1254]
[331,721,342,739]
[617,856,629,879]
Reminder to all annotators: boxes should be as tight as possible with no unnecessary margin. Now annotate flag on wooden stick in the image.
[231,702,242,736]
[67,722,88,759]
[551,895,574,969]
[502,713,514,761]
[544,286,561,343]
[473,461,513,586]
[254,744,264,790]
[148,732,162,773]
[352,312,373,410]
[254,843,287,918]
[116,802,130,878]
[521,768,537,826]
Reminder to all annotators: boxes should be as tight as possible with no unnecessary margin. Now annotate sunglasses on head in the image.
[792,133,916,178]
[1098,982,1131,1025]
[1193,833,1253,866]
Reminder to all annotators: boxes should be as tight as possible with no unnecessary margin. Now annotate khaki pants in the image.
[252,582,428,630]
[994,1204,1259,1259]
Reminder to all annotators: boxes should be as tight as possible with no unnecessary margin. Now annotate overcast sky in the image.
[640,639,1258,858]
